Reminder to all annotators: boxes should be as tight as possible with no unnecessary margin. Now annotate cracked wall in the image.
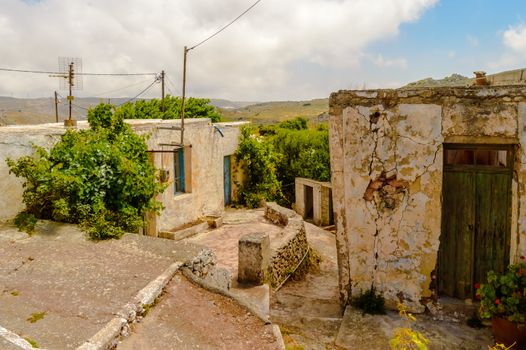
[329,86,526,312]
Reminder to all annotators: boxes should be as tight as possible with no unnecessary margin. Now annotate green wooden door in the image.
[439,145,513,299]
[439,171,475,298]
[473,172,512,286]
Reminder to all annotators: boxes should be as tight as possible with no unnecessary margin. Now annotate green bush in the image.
[352,286,386,315]
[7,103,165,240]
[234,126,284,207]
[117,95,221,122]
[234,118,330,208]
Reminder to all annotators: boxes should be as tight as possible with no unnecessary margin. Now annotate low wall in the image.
[264,203,309,287]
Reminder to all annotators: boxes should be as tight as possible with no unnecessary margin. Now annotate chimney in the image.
[474,71,487,86]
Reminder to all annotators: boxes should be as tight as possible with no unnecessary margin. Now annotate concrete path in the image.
[187,208,281,318]
[270,222,344,349]
[0,221,202,349]
[335,306,493,350]
[118,273,280,350]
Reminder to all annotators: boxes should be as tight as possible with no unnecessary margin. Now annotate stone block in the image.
[238,232,270,284]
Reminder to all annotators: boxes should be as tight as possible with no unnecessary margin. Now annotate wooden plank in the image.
[439,171,475,299]
[474,172,511,286]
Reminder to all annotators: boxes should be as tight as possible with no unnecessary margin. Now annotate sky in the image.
[1,0,526,101]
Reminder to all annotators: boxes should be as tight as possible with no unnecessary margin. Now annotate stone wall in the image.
[264,202,309,287]
[329,86,526,311]
[0,119,246,235]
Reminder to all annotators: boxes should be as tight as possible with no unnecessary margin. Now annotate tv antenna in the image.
[50,57,83,126]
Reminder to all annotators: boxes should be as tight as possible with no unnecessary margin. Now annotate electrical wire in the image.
[188,0,263,51]
[0,67,157,76]
[166,75,181,96]
[90,78,154,98]
[116,79,159,106]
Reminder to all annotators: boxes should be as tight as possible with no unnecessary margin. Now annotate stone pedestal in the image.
[238,232,270,284]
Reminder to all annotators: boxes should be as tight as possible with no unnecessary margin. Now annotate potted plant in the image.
[477,257,526,348]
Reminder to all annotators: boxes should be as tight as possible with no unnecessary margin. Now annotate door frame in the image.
[438,143,515,299]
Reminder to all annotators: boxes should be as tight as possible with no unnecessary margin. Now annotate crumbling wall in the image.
[329,86,525,311]
[264,202,309,287]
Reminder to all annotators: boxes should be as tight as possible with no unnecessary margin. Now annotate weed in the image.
[10,290,19,296]
[27,312,46,323]
[24,337,39,348]
[389,304,429,350]
[352,286,386,315]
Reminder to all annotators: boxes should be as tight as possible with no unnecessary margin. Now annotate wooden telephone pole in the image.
[67,62,74,122]
[180,47,188,146]
[160,70,165,115]
[54,91,59,123]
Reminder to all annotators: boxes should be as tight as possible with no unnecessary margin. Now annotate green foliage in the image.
[234,126,284,208]
[7,103,165,240]
[271,122,330,206]
[116,95,221,122]
[14,212,37,234]
[277,116,308,130]
[352,286,386,315]
[477,258,526,323]
[234,118,330,208]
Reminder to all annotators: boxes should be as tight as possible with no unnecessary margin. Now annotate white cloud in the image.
[488,23,526,70]
[447,51,456,59]
[369,54,407,69]
[0,0,437,100]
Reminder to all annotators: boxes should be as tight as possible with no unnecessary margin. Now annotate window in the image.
[174,148,185,194]
[445,147,509,168]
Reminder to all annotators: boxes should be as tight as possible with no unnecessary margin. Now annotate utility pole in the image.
[180,47,188,146]
[68,62,73,121]
[54,91,59,123]
[160,70,165,116]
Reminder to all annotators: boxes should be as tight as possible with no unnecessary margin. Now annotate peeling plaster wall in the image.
[0,120,246,234]
[329,86,526,311]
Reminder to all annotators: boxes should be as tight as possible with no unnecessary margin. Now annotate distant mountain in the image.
[218,98,329,125]
[0,96,329,126]
[403,73,471,88]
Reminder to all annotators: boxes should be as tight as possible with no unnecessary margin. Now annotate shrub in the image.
[117,95,221,122]
[234,126,284,207]
[7,103,165,240]
[352,286,386,315]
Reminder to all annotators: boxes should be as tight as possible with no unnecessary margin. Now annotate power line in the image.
[166,75,181,96]
[90,78,155,97]
[188,0,263,51]
[0,67,157,76]
[116,79,159,106]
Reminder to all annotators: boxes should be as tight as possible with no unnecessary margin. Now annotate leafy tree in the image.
[234,126,284,208]
[7,103,165,239]
[117,95,221,122]
[277,116,308,130]
[271,122,330,206]
[235,118,330,208]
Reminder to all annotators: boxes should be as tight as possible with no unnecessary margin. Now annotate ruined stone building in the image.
[0,118,245,236]
[329,84,526,311]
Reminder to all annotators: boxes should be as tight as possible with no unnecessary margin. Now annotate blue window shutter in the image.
[179,148,185,193]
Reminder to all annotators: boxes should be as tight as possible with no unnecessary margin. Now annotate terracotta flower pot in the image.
[492,317,526,349]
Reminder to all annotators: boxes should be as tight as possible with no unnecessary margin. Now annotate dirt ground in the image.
[118,273,280,350]
[0,220,202,349]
